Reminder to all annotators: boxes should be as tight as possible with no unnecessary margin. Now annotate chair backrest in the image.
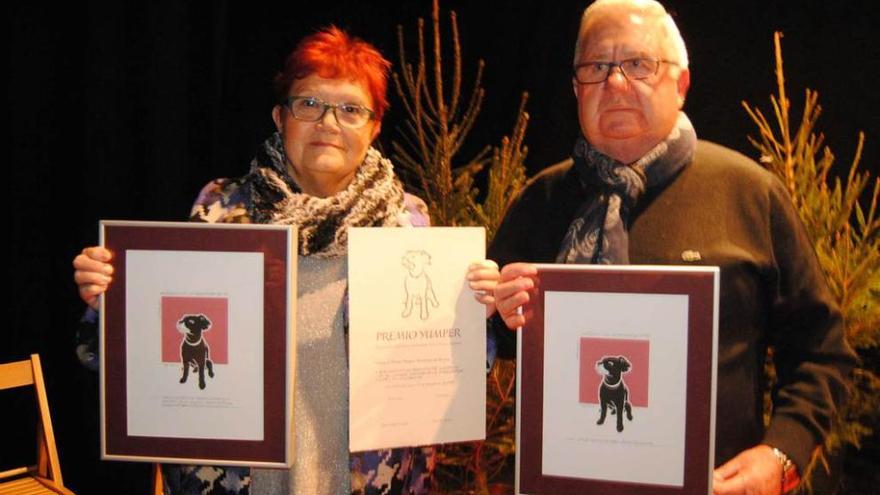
[152,463,163,495]
[0,354,64,485]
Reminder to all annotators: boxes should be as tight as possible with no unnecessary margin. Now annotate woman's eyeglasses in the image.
[282,96,376,129]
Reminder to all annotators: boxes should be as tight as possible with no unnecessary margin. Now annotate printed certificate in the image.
[516,264,719,495]
[348,227,487,451]
[100,220,296,467]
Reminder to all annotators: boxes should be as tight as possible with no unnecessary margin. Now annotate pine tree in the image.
[743,32,880,493]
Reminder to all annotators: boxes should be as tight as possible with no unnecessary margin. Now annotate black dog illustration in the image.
[595,355,633,432]
[177,314,214,390]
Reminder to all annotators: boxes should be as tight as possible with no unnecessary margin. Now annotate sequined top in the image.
[251,255,350,494]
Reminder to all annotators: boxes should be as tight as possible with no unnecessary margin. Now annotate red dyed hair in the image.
[274,26,392,121]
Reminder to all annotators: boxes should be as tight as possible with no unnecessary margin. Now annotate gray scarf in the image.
[556,112,696,264]
[246,132,408,258]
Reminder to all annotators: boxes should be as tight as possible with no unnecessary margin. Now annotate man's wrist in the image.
[769,446,800,493]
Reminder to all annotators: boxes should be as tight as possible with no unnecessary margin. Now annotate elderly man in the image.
[487,0,856,494]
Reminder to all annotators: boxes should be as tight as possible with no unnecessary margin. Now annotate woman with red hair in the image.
[73,26,498,494]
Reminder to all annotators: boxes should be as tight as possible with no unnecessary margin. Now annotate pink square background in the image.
[161,296,228,364]
[579,337,650,407]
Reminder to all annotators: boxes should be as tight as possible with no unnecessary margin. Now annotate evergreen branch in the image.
[392,71,421,126]
[449,10,462,120]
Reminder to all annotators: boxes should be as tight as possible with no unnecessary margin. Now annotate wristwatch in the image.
[770,447,800,493]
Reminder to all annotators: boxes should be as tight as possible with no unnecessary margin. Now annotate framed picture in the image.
[100,220,296,467]
[516,264,719,495]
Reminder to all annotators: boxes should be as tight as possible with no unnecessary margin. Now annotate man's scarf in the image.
[556,112,696,264]
[245,132,408,258]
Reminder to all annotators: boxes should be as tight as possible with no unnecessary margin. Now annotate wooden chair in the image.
[152,463,163,495]
[0,354,75,495]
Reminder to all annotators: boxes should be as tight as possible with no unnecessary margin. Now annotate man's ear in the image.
[677,69,691,108]
[271,105,283,132]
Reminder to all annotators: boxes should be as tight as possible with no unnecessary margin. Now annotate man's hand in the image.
[713,445,783,495]
[494,262,538,329]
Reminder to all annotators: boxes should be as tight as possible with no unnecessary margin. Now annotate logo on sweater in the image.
[681,250,702,262]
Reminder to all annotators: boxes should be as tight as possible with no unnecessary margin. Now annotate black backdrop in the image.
[8,1,880,493]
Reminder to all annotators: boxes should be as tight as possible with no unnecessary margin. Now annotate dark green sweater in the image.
[489,140,856,469]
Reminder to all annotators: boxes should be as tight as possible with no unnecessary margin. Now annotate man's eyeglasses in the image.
[281,96,376,129]
[573,57,679,84]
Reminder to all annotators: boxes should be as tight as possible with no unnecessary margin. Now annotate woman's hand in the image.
[73,246,114,310]
[494,262,538,330]
[467,260,500,318]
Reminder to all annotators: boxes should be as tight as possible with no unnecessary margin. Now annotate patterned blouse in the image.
[78,177,438,495]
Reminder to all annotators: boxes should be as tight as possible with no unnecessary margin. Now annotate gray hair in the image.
[574,0,689,69]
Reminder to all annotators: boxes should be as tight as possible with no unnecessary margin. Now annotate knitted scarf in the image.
[245,132,408,258]
[556,112,696,264]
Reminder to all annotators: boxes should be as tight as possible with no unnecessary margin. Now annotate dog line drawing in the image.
[401,250,439,320]
[595,355,633,432]
[177,314,215,390]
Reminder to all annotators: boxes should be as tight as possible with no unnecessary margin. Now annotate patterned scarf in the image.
[245,132,408,258]
[556,112,696,264]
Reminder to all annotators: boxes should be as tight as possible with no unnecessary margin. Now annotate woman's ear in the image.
[370,121,382,142]
[271,105,283,133]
